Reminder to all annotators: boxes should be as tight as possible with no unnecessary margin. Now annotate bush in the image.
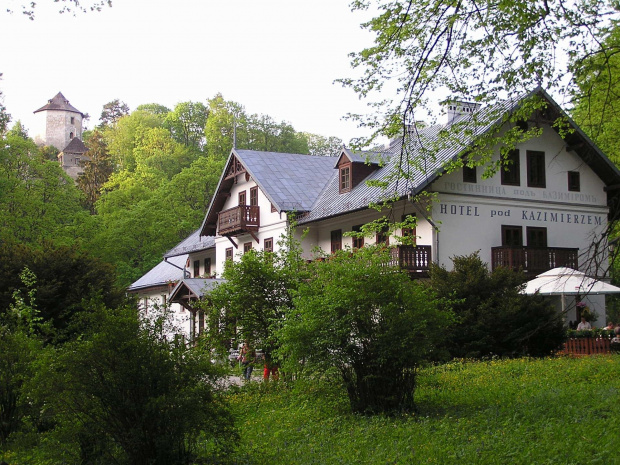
[278,247,450,414]
[25,303,236,465]
[429,253,566,358]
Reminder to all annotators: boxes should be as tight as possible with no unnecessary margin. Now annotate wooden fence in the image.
[562,337,613,355]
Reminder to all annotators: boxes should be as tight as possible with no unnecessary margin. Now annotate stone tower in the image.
[33,92,84,151]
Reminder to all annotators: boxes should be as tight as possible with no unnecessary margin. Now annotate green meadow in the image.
[221,356,620,465]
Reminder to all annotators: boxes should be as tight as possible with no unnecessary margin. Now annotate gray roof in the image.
[164,229,215,258]
[170,278,226,300]
[235,149,335,211]
[127,254,187,292]
[62,137,88,154]
[34,92,84,117]
[299,88,620,223]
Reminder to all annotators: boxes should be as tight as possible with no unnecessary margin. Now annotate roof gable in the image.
[200,149,334,236]
[62,137,88,154]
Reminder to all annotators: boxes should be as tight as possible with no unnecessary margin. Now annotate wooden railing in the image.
[218,205,260,236]
[390,245,432,277]
[562,336,613,356]
[491,246,578,277]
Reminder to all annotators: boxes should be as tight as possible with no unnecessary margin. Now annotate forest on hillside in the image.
[0,92,344,289]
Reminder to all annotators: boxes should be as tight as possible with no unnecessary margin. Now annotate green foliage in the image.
[0,268,43,445]
[99,98,130,127]
[77,129,114,212]
[572,25,620,164]
[0,240,124,342]
[225,356,620,464]
[165,101,209,149]
[278,246,449,414]
[429,253,566,358]
[205,248,299,364]
[0,135,91,248]
[24,304,235,465]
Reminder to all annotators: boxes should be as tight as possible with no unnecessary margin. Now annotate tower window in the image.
[70,116,75,124]
[69,132,74,139]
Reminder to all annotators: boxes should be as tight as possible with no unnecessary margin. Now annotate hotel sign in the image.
[441,182,600,204]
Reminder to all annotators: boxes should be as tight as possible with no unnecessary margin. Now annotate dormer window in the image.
[340,165,351,193]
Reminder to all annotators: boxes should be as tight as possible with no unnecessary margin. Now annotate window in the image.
[225,247,233,261]
[271,203,277,213]
[331,229,342,253]
[401,214,416,242]
[238,191,246,205]
[527,151,546,188]
[264,237,274,253]
[501,225,523,247]
[352,225,364,249]
[193,260,200,277]
[501,149,520,186]
[463,164,476,183]
[568,171,580,192]
[69,132,74,139]
[244,242,252,253]
[376,225,389,246]
[339,166,351,193]
[70,116,75,124]
[250,186,258,206]
[527,227,547,248]
[204,258,211,276]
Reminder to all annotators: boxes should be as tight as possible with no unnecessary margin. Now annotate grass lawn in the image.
[221,356,620,464]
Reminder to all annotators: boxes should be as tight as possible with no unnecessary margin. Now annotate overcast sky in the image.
[0,0,377,144]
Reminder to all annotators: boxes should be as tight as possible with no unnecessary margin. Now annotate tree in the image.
[0,74,11,136]
[0,134,91,247]
[302,132,343,157]
[205,248,299,367]
[165,101,209,150]
[278,246,449,414]
[342,1,620,181]
[77,128,114,212]
[136,103,171,116]
[0,240,124,343]
[429,253,566,359]
[6,120,29,140]
[28,304,235,464]
[5,0,111,20]
[99,99,130,127]
[572,25,620,165]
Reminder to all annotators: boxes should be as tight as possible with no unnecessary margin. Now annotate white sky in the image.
[0,0,377,144]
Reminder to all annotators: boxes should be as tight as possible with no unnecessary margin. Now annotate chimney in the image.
[446,100,481,124]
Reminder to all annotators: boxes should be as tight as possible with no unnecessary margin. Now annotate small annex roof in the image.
[34,92,84,117]
[169,278,226,303]
[200,149,335,236]
[127,254,187,293]
[62,137,88,154]
[164,229,215,258]
[334,147,384,168]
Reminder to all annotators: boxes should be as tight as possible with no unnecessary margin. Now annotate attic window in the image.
[568,171,580,192]
[340,166,351,193]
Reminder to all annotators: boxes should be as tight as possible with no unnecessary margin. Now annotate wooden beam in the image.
[226,236,238,249]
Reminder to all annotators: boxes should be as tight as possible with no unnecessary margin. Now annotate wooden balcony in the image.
[218,205,260,236]
[390,245,432,278]
[491,246,578,277]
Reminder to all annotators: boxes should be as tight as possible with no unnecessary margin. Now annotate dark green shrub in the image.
[278,246,450,414]
[28,304,236,465]
[429,253,566,358]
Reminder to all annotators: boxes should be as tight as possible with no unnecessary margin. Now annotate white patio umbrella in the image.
[521,267,620,315]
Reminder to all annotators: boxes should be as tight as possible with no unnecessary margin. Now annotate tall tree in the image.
[99,99,130,127]
[77,129,114,213]
[165,101,209,150]
[342,0,619,167]
[0,74,10,136]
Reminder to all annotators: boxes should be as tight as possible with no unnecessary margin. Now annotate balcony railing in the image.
[218,205,260,236]
[390,245,432,277]
[491,246,578,277]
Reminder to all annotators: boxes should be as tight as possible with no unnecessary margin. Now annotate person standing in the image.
[239,342,256,380]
